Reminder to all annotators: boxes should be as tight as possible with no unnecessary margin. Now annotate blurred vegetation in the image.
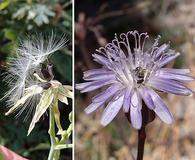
[0,0,72,159]
[75,0,195,160]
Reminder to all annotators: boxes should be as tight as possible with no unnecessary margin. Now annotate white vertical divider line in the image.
[72,0,75,159]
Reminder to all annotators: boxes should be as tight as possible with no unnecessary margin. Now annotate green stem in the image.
[47,102,72,160]
[55,144,73,150]
[48,107,57,160]
[59,123,72,145]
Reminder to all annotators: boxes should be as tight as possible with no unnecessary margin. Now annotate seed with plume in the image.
[2,33,67,118]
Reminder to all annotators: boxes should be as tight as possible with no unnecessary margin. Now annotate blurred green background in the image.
[0,0,72,159]
[75,0,195,160]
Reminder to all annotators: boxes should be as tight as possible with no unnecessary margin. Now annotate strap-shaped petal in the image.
[100,95,124,126]
[123,86,132,112]
[130,91,142,129]
[148,77,192,96]
[92,84,120,103]
[139,87,154,110]
[148,88,173,124]
[156,68,194,82]
[84,101,105,114]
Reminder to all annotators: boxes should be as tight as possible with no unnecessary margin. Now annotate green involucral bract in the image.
[5,80,73,136]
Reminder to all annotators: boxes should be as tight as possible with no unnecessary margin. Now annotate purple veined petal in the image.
[83,68,112,77]
[111,89,126,102]
[76,79,115,93]
[148,77,193,96]
[147,88,173,124]
[84,101,105,114]
[92,84,120,103]
[156,68,194,82]
[158,51,180,68]
[76,82,91,90]
[76,81,96,90]
[138,87,154,110]
[123,86,132,112]
[100,95,124,126]
[83,72,115,81]
[130,91,142,129]
[131,90,141,108]
[92,53,111,66]
[159,68,191,74]
[130,106,142,129]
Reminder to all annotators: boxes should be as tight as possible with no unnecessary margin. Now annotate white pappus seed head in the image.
[2,32,67,119]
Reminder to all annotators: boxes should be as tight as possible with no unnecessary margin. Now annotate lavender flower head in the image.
[76,30,194,129]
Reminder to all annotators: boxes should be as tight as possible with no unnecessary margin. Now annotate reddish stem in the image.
[137,127,146,160]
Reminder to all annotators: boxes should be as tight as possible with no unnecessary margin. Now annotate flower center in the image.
[134,67,146,84]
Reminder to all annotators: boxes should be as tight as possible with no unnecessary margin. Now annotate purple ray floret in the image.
[76,30,195,129]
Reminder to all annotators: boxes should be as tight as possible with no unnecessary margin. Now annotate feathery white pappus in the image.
[2,33,67,118]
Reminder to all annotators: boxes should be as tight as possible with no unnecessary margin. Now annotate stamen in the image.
[120,33,132,55]
[113,33,125,58]
[140,33,149,53]
[151,35,161,55]
[132,31,138,49]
